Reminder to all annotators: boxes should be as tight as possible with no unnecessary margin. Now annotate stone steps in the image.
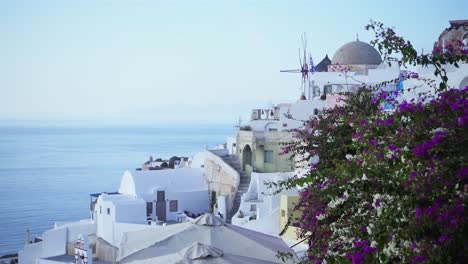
[219,154,252,224]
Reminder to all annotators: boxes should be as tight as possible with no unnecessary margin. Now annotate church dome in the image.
[331,40,382,65]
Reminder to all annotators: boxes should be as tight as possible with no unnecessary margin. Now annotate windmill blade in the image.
[280,69,302,73]
[302,33,308,65]
[298,48,302,67]
[303,41,307,71]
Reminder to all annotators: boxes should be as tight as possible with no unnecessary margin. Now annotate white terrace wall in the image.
[204,150,240,212]
[18,220,96,264]
[166,190,209,219]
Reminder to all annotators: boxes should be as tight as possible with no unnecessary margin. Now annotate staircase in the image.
[220,155,251,223]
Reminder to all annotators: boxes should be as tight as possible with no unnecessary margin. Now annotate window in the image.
[281,209,286,217]
[264,150,274,163]
[146,202,153,216]
[324,85,332,95]
[268,128,278,132]
[232,143,236,147]
[169,200,178,212]
[99,206,102,214]
[313,85,321,96]
[107,208,110,215]
[250,204,257,212]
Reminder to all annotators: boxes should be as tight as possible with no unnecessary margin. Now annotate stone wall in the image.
[204,151,240,212]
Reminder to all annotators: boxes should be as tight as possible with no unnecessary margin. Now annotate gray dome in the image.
[331,40,382,65]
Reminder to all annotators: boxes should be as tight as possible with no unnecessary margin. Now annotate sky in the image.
[1,0,467,125]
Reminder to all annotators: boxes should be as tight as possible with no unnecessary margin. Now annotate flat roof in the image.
[89,191,119,198]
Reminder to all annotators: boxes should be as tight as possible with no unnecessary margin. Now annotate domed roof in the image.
[331,40,382,65]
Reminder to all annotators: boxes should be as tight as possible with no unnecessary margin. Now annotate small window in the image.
[268,128,278,132]
[107,208,110,215]
[169,200,178,212]
[281,209,286,217]
[282,123,287,127]
[100,206,102,214]
[232,143,236,147]
[324,85,332,95]
[264,150,274,163]
[250,204,257,212]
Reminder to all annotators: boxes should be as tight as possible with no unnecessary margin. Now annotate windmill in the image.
[280,33,315,99]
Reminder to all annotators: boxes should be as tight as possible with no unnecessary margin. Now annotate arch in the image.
[459,76,468,89]
[264,122,278,132]
[242,145,253,172]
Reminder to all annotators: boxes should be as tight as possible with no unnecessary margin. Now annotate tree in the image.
[274,21,467,263]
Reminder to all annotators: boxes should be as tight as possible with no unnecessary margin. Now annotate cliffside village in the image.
[16,20,468,264]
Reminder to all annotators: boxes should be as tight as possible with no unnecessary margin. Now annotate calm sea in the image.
[0,124,233,254]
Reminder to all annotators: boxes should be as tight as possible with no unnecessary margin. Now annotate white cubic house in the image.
[117,168,210,222]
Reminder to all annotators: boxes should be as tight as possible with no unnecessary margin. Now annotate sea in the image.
[0,123,234,254]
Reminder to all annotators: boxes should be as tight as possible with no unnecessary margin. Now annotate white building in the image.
[118,168,209,222]
[231,172,298,235]
[18,220,96,264]
[20,165,210,264]
[93,193,146,245]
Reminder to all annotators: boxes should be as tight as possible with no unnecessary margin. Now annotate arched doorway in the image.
[459,76,468,89]
[242,145,253,172]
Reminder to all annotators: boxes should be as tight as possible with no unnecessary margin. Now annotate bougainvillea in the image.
[273,22,467,263]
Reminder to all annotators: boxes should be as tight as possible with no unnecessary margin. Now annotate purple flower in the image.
[388,144,400,152]
[383,117,394,127]
[438,233,451,244]
[413,131,447,158]
[360,226,367,233]
[346,251,365,264]
[352,251,365,264]
[457,167,468,180]
[457,114,468,127]
[279,146,291,155]
[373,198,382,208]
[363,245,377,254]
[415,207,422,219]
[412,255,428,263]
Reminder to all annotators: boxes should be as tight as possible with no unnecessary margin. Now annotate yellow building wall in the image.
[279,195,303,241]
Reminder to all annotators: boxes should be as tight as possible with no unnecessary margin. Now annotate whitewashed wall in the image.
[18,221,95,264]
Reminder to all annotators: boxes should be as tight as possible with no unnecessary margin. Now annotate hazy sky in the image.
[1,0,467,125]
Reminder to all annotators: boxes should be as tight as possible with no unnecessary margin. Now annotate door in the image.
[156,191,166,222]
